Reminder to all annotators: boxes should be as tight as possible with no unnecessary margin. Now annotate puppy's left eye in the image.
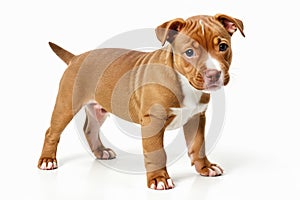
[219,43,228,52]
[185,49,194,57]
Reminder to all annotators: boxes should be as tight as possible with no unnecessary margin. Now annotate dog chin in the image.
[189,81,223,92]
[204,83,223,92]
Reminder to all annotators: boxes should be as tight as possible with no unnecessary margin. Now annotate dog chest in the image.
[167,73,209,130]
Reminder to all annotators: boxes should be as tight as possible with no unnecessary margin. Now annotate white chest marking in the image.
[167,73,208,130]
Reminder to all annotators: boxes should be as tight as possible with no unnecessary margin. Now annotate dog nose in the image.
[204,69,222,82]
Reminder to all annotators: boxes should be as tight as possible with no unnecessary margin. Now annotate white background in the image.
[1,0,300,199]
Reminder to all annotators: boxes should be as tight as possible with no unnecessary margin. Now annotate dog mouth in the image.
[189,78,225,91]
[189,76,223,91]
[205,82,222,91]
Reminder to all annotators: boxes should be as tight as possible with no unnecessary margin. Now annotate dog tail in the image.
[49,42,75,65]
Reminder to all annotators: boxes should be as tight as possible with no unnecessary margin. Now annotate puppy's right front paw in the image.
[149,178,175,190]
[38,157,58,170]
[147,169,175,190]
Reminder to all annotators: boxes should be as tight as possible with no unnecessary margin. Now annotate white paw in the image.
[40,161,57,170]
[206,165,223,176]
[211,165,223,176]
[150,178,175,190]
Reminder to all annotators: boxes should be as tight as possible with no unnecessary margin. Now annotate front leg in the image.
[183,113,223,176]
[141,115,175,190]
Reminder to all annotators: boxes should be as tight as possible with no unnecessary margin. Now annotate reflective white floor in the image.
[2,116,299,200]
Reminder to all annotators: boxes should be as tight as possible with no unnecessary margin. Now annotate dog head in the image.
[156,14,245,91]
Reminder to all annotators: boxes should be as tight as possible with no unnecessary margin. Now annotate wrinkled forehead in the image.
[178,15,231,46]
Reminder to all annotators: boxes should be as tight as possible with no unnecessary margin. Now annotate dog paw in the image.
[147,169,175,190]
[94,148,116,160]
[149,178,175,190]
[38,158,58,170]
[195,162,223,177]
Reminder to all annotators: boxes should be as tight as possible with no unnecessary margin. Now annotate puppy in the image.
[38,14,244,190]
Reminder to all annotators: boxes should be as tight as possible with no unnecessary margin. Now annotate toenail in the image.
[41,162,47,169]
[157,182,165,190]
[167,179,174,188]
[47,162,53,169]
[150,183,156,189]
[211,166,222,175]
[102,151,109,159]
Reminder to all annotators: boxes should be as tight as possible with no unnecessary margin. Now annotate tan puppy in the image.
[38,14,244,190]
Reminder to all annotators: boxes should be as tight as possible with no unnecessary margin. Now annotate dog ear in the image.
[155,18,186,46]
[215,14,245,37]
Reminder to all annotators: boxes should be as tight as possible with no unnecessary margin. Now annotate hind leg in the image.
[38,95,75,170]
[83,103,116,159]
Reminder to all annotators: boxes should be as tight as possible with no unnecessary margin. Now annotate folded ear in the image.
[155,18,186,46]
[215,14,245,37]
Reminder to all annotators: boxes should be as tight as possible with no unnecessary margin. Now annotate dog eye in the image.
[219,43,228,52]
[185,49,194,57]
